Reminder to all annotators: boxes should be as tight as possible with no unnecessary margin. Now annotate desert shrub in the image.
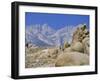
[64,41,70,48]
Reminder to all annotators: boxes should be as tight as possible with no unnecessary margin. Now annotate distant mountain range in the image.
[25,24,78,47]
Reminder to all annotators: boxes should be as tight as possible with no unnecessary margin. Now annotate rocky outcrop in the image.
[25,48,60,68]
[55,52,89,66]
[72,24,89,44]
[71,24,89,54]
[55,24,90,67]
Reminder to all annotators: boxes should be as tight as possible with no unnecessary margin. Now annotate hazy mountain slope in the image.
[25,24,78,47]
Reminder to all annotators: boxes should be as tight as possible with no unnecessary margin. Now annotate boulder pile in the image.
[55,24,90,66]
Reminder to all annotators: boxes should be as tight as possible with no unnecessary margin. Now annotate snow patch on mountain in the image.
[26,24,78,47]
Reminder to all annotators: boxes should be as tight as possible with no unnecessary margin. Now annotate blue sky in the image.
[25,12,89,30]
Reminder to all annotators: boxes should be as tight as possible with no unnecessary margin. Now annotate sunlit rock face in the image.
[55,52,89,67]
[71,24,89,54]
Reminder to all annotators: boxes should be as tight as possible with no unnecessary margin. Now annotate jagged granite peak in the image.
[25,24,82,47]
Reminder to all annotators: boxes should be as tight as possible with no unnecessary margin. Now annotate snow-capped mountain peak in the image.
[26,24,78,47]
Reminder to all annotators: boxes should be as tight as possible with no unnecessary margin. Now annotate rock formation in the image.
[25,24,90,68]
[72,24,89,44]
[55,24,90,67]
[55,52,89,66]
[71,24,89,54]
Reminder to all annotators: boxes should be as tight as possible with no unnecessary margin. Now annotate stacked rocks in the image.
[55,24,90,67]
[71,24,89,54]
[72,24,89,44]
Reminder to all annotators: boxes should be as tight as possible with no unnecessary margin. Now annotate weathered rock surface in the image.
[82,37,89,55]
[71,24,89,54]
[72,24,89,44]
[25,48,60,68]
[64,47,73,52]
[71,42,84,53]
[55,52,89,66]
